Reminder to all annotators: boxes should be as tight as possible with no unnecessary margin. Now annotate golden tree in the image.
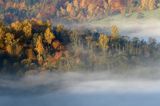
[14,44,23,56]
[35,35,45,65]
[85,36,93,48]
[60,7,67,16]
[141,0,148,10]
[22,20,32,37]
[66,2,75,16]
[6,44,13,55]
[56,24,64,33]
[44,28,55,44]
[4,33,15,55]
[80,0,86,8]
[46,20,52,28]
[73,0,79,8]
[88,4,96,16]
[35,36,44,55]
[11,21,22,31]
[99,33,109,50]
[5,33,14,44]
[148,0,156,10]
[111,25,119,39]
[0,27,4,40]
[103,0,109,15]
[141,0,157,10]
[27,48,36,61]
[52,40,62,50]
[35,19,44,26]
[66,3,73,13]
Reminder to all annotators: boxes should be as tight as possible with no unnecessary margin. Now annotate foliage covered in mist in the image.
[0,20,160,75]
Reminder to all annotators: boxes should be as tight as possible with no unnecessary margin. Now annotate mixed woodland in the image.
[0,0,159,23]
[0,20,160,75]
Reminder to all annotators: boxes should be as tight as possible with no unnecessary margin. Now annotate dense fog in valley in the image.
[1,0,160,105]
[71,18,160,40]
[1,68,160,106]
[1,17,160,106]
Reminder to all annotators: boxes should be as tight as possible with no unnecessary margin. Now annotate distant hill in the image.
[0,0,159,22]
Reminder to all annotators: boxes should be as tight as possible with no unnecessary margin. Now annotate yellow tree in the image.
[141,0,157,10]
[22,20,32,37]
[148,0,156,10]
[80,0,86,8]
[6,44,13,55]
[56,24,64,33]
[111,25,119,39]
[99,33,109,50]
[66,3,73,13]
[141,0,148,10]
[99,33,109,66]
[73,0,79,8]
[35,19,43,26]
[15,44,23,56]
[52,40,61,50]
[88,4,96,16]
[66,2,75,16]
[5,33,14,45]
[11,21,22,31]
[0,27,4,49]
[35,36,44,55]
[27,48,35,61]
[4,33,15,55]
[35,36,44,65]
[60,7,67,16]
[0,27,4,40]
[103,0,109,15]
[44,28,55,44]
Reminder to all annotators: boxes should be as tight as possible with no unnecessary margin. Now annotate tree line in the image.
[0,20,160,75]
[0,0,159,23]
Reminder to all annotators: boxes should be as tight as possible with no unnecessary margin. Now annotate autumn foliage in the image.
[141,0,157,10]
[0,19,160,74]
[0,0,159,22]
[0,20,64,73]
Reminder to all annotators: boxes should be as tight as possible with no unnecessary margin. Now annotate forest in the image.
[0,0,159,23]
[0,0,160,75]
[0,19,160,75]
[1,1,160,106]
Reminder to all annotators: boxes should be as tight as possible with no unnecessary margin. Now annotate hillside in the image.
[0,19,160,75]
[0,0,159,23]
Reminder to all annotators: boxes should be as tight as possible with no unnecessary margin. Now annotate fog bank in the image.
[68,18,160,40]
[1,68,160,95]
[1,69,160,106]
